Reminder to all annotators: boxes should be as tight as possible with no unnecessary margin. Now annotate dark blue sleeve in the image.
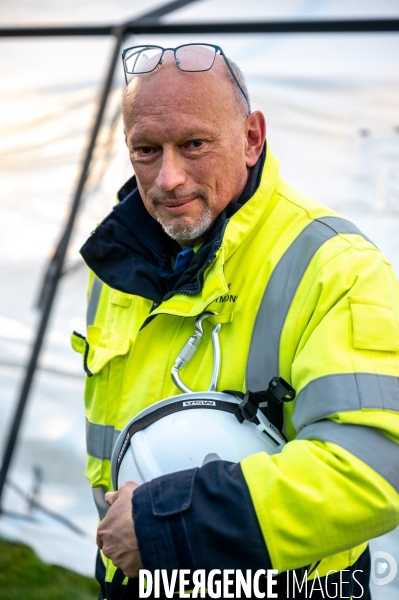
[132,460,272,572]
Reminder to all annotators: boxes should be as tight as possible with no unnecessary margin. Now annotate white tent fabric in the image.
[0,0,399,596]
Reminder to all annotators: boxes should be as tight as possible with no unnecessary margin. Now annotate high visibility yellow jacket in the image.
[73,146,399,586]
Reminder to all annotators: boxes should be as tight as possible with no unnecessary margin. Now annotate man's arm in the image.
[98,244,399,577]
[97,463,273,576]
[97,481,143,578]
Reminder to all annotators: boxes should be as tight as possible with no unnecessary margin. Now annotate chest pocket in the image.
[71,326,131,425]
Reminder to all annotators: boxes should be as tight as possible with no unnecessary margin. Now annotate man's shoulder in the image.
[271,177,380,268]
[276,177,341,223]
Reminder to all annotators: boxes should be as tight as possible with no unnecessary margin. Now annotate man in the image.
[73,44,399,599]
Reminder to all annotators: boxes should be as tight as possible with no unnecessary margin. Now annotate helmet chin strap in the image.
[171,311,221,393]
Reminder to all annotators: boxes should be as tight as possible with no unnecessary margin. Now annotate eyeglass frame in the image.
[121,43,250,114]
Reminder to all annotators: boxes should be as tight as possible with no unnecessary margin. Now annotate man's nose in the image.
[156,149,186,191]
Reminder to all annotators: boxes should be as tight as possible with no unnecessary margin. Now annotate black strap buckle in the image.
[233,377,295,424]
[266,376,296,405]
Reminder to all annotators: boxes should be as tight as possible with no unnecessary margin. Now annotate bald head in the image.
[122,51,266,248]
[122,51,250,126]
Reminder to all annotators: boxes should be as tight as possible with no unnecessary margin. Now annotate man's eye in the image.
[136,147,155,155]
[184,140,204,149]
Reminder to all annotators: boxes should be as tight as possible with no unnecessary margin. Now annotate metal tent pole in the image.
[0,26,125,511]
[1,18,399,37]
[0,0,201,513]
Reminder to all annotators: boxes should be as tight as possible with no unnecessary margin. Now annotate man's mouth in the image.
[159,197,198,213]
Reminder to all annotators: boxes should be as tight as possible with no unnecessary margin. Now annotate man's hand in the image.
[96,481,143,578]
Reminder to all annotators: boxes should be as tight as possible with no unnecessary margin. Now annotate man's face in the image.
[123,54,265,248]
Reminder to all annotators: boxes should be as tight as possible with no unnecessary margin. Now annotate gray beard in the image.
[155,204,213,245]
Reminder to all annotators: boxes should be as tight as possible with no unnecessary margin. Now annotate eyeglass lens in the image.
[124,45,217,74]
[175,45,216,71]
[124,47,163,74]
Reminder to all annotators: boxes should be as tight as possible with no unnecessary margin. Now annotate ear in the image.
[245,111,266,167]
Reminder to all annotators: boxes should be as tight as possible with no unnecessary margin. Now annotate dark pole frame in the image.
[0,0,201,513]
[1,8,399,512]
[1,18,399,37]
[0,26,126,512]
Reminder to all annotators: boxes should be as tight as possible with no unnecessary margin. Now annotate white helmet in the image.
[111,390,285,489]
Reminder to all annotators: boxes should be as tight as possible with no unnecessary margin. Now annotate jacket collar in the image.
[80,145,267,303]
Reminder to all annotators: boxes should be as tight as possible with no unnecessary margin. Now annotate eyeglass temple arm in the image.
[122,50,129,84]
[217,48,250,113]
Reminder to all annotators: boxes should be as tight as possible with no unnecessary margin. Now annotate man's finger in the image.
[104,491,118,506]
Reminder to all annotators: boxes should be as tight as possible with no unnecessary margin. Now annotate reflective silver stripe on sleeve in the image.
[86,276,103,327]
[86,419,121,460]
[316,216,375,246]
[246,216,372,391]
[92,486,109,520]
[297,420,399,493]
[294,373,399,432]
